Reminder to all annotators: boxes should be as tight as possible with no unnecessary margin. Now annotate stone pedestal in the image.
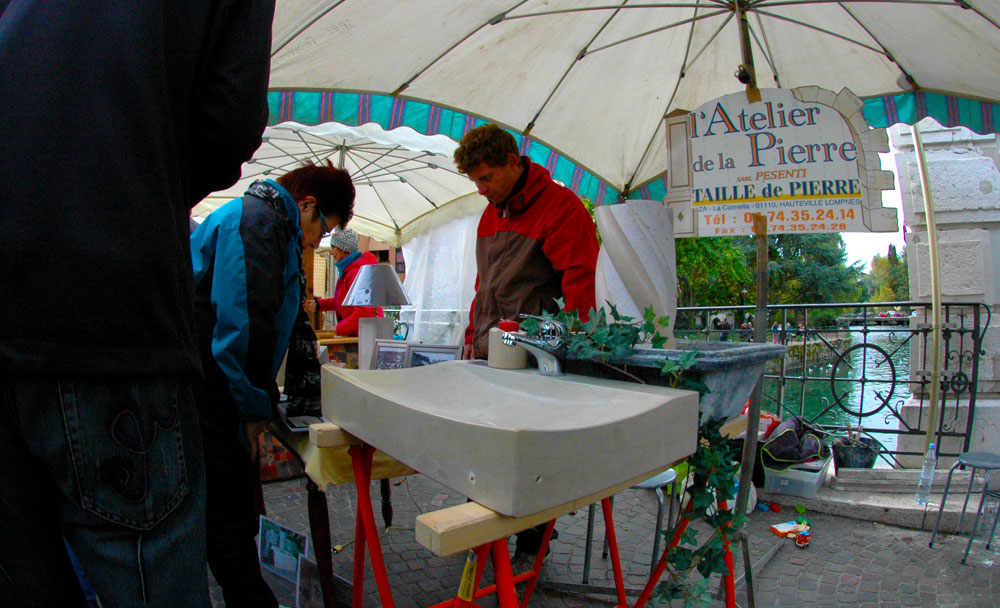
[890,120,1000,471]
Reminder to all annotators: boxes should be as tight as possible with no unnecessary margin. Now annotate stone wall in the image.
[890,120,1000,470]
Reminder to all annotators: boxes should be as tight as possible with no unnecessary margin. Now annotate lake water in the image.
[763,329,912,455]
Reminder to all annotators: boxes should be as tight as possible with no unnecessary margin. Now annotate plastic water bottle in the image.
[915,442,937,505]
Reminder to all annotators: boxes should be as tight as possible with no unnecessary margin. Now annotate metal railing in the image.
[675,301,990,466]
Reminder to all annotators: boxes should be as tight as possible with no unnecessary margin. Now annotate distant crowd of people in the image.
[708,317,812,344]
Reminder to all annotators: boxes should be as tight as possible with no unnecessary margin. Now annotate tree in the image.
[675,236,753,307]
[750,233,864,305]
[868,244,909,302]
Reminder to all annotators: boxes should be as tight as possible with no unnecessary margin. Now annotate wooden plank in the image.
[317,335,360,346]
[721,414,748,439]
[415,459,686,556]
[308,422,361,448]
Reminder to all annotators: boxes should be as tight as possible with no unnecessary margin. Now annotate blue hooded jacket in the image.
[190,180,302,424]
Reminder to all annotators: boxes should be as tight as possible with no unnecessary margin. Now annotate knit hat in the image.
[329,228,359,253]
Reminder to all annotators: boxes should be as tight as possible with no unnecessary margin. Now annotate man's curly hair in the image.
[454,124,518,174]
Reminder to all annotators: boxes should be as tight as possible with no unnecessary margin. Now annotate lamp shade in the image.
[342,263,411,307]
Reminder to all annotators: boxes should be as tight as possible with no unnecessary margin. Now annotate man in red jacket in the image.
[454,124,599,563]
[456,124,599,360]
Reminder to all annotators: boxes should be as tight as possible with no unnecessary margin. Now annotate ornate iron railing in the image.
[674,301,990,466]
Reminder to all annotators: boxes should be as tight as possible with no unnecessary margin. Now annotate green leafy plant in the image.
[520,302,743,607]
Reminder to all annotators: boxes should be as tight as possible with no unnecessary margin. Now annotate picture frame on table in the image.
[407,343,463,368]
[371,339,412,370]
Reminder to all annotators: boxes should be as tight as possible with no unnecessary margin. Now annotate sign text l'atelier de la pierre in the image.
[663,87,898,237]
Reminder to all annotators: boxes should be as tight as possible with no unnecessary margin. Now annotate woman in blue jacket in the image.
[190,163,355,607]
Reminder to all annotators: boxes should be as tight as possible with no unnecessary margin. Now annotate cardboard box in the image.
[763,456,831,498]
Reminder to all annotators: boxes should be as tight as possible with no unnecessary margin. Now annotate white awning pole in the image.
[911,122,942,453]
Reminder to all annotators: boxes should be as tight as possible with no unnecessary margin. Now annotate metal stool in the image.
[584,467,679,580]
[929,451,1000,563]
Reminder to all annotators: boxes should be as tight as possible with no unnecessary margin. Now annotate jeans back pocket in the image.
[60,379,191,530]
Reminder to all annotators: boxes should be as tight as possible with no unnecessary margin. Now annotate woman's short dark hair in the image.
[277,162,355,228]
[454,124,518,174]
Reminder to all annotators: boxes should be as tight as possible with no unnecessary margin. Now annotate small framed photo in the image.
[408,344,462,368]
[258,516,309,583]
[372,339,410,370]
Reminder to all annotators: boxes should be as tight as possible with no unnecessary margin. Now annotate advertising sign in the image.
[690,89,863,235]
[663,87,897,238]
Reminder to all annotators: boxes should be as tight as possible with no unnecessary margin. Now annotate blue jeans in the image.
[0,376,210,608]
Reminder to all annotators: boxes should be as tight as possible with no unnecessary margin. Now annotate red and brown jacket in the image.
[465,159,599,358]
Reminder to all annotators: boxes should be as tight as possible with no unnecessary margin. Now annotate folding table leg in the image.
[305,479,337,608]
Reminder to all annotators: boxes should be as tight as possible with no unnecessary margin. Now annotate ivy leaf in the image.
[668,546,695,572]
[679,350,699,368]
[661,359,680,376]
[679,527,699,547]
[650,332,667,349]
[591,324,610,347]
[682,377,711,396]
[643,306,657,323]
[607,302,624,323]
[696,543,728,579]
[653,581,687,602]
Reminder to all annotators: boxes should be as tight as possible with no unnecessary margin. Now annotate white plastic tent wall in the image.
[399,211,479,346]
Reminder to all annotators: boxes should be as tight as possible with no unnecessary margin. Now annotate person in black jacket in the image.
[0,2,275,607]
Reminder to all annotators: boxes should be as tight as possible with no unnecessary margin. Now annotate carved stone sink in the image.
[566,340,788,421]
[321,360,699,517]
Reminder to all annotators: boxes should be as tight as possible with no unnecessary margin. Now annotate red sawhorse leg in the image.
[349,444,396,608]
[633,495,738,608]
[439,496,630,608]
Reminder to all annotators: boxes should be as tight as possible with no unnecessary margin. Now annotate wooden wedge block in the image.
[308,422,361,448]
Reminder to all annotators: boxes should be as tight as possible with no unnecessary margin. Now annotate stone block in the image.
[899,156,1000,225]
[911,229,995,301]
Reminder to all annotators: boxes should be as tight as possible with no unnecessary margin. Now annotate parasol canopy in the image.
[267,0,1000,201]
[194,121,486,246]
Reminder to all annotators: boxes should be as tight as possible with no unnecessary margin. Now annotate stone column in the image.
[890,119,1000,469]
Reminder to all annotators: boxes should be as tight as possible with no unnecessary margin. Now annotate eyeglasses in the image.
[317,207,333,237]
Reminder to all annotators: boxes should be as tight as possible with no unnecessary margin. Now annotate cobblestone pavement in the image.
[209,474,1000,607]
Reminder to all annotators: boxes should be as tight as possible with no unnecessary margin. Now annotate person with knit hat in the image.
[307,228,384,336]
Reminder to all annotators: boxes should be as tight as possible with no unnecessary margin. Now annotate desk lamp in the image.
[342,263,411,369]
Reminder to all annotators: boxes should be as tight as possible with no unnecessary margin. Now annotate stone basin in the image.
[566,340,787,421]
[321,360,698,517]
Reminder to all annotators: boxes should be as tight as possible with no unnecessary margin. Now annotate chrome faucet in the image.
[501,314,566,376]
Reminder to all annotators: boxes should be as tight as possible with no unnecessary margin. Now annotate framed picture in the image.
[372,339,411,370]
[258,516,309,583]
[408,344,462,368]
